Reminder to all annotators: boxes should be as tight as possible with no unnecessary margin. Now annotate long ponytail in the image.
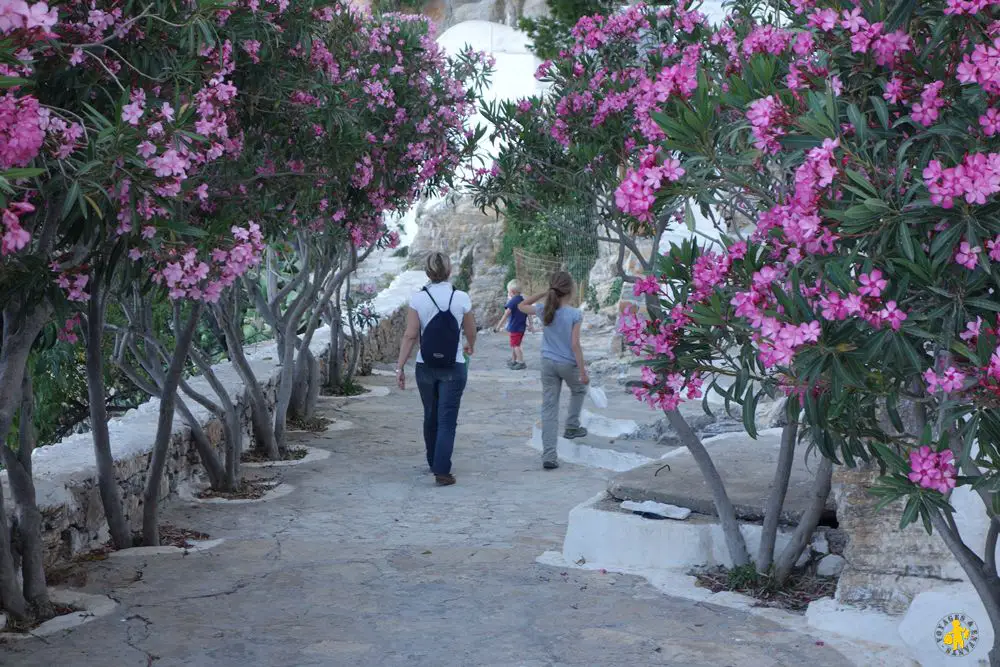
[543,271,574,326]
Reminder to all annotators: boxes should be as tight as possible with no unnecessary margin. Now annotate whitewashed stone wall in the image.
[5,308,408,568]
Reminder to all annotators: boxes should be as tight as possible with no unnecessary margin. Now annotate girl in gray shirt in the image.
[518,271,589,469]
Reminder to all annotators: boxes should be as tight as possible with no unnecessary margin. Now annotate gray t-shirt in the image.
[534,303,582,365]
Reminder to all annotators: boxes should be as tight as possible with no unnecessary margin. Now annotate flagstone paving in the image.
[2,331,851,667]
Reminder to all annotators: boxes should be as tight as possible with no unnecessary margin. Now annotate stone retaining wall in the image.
[7,308,408,568]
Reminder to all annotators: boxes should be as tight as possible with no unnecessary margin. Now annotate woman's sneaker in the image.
[563,426,588,439]
[513,362,527,370]
[543,461,559,470]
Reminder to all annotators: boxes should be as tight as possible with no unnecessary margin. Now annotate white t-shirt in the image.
[409,282,472,364]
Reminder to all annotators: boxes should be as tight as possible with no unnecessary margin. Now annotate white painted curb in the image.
[562,492,793,570]
[183,483,295,505]
[528,430,652,472]
[1,589,117,640]
[108,538,226,558]
[243,446,331,468]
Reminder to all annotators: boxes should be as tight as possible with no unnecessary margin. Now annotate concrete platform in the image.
[608,428,837,525]
[563,492,794,571]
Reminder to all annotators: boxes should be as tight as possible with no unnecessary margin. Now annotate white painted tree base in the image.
[108,538,226,558]
[562,492,793,570]
[527,429,654,472]
[553,491,992,666]
[323,420,355,432]
[537,550,913,667]
[181,482,295,505]
[349,385,390,399]
[243,446,331,468]
[0,589,117,640]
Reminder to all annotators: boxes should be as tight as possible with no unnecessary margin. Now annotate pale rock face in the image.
[408,22,546,327]
[834,464,963,614]
[816,554,846,578]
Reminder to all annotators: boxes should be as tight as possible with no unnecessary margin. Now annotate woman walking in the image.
[518,271,588,470]
[396,252,476,486]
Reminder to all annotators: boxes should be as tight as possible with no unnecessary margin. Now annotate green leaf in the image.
[897,222,915,261]
[742,384,759,439]
[870,95,890,130]
[965,298,1000,313]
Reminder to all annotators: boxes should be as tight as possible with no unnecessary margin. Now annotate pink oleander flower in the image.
[955,241,981,270]
[633,274,660,296]
[908,446,957,494]
[924,366,966,393]
[960,317,983,341]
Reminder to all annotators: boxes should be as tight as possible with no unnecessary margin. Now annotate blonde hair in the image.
[425,252,451,283]
[543,271,574,326]
[507,279,521,293]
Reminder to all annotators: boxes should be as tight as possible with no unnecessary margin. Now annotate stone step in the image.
[607,429,837,526]
[528,423,671,472]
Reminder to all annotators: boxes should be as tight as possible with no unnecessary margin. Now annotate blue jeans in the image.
[415,363,468,475]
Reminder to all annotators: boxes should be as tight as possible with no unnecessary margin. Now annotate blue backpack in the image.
[420,287,460,368]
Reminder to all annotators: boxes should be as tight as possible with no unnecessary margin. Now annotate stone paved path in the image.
[3,331,851,667]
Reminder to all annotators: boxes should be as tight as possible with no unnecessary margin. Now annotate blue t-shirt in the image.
[534,303,582,365]
[505,295,527,332]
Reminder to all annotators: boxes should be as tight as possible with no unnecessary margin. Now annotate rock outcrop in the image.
[409,195,507,326]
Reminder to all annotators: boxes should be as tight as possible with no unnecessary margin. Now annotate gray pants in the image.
[540,358,587,464]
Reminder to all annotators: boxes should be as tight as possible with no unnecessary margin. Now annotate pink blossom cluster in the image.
[753,139,840,260]
[55,270,90,302]
[923,153,1000,209]
[0,91,45,168]
[617,304,704,411]
[924,366,966,393]
[631,367,704,412]
[0,0,57,34]
[958,38,1000,95]
[746,96,787,154]
[152,223,264,302]
[731,267,822,367]
[908,446,957,494]
[944,0,1000,14]
[57,314,81,344]
[1,200,33,254]
[614,152,685,222]
[910,81,946,127]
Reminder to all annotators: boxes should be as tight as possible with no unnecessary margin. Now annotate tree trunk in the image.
[0,475,28,623]
[142,304,202,546]
[5,373,51,617]
[664,408,750,567]
[773,456,833,584]
[85,292,131,549]
[327,302,343,391]
[929,511,1000,667]
[223,410,242,491]
[177,398,226,490]
[345,294,362,384]
[757,416,798,573]
[218,313,279,460]
[304,348,320,420]
[289,346,312,421]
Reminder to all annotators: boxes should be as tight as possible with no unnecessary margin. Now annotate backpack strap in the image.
[422,286,446,313]
[447,288,456,310]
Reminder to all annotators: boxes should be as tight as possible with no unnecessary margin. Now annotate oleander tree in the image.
[470,3,715,290]
[618,0,1000,658]
[195,1,490,457]
[0,0,239,617]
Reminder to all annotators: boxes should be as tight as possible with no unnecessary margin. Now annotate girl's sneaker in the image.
[506,360,516,369]
[513,362,527,370]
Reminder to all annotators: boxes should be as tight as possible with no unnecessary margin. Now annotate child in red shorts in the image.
[494,279,529,369]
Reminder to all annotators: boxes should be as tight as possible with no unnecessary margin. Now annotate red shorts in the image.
[509,332,525,348]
